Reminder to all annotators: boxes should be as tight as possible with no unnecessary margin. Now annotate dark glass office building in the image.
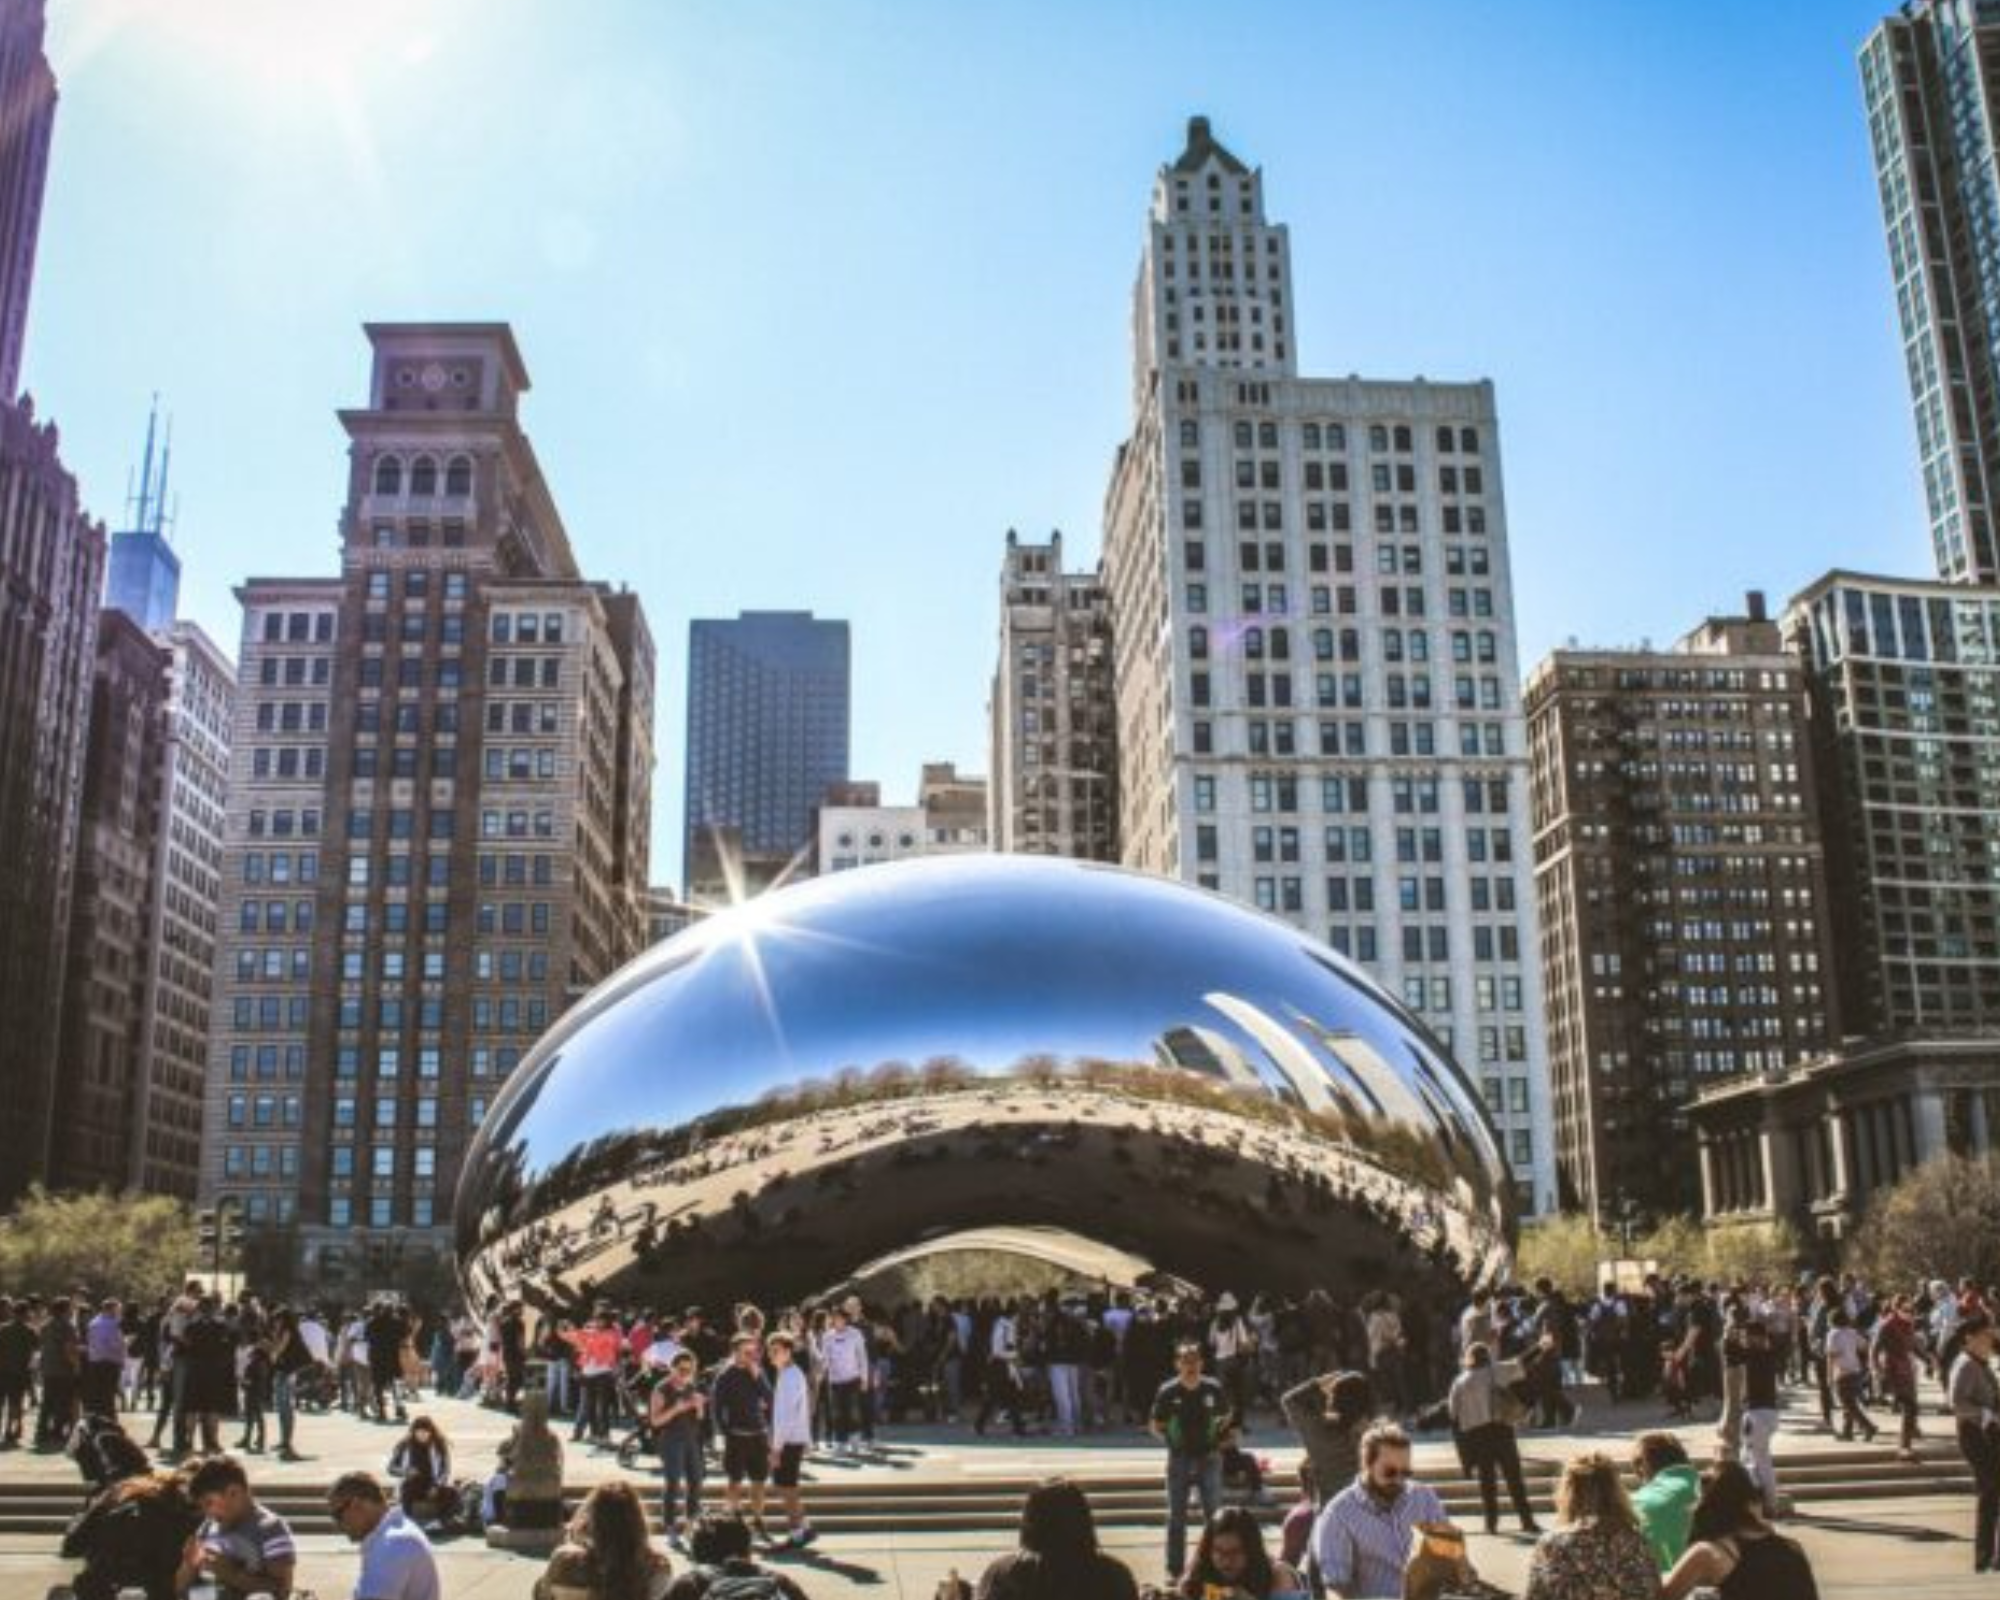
[684,611,850,900]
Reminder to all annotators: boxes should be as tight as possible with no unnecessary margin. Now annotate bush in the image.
[1848,1154,2000,1290]
[0,1187,195,1301]
[1515,1214,1611,1294]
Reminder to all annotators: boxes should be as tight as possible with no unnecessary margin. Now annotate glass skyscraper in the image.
[1863,0,2000,584]
[684,610,850,900]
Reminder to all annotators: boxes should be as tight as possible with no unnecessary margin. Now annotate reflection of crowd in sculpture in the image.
[464,1068,1511,1316]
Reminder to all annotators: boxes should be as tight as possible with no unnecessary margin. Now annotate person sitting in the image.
[662,1513,809,1599]
[174,1454,298,1600]
[1278,1460,1316,1572]
[326,1469,438,1600]
[62,1468,201,1600]
[1521,1452,1659,1600]
[973,1478,1139,1600]
[535,1481,673,1600]
[1628,1431,1699,1572]
[1662,1461,1819,1600]
[385,1414,459,1529]
[1177,1505,1308,1599]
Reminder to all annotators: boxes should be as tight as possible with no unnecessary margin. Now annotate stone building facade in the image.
[1525,600,1837,1223]
[198,324,653,1288]
[1099,118,1555,1209]
[989,530,1118,860]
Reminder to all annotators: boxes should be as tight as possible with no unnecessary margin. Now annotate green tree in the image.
[1848,1154,2000,1289]
[1704,1219,1810,1285]
[0,1187,196,1301]
[1515,1214,1611,1294]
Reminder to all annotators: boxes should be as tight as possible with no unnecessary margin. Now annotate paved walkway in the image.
[0,1383,1984,1597]
[0,1496,1986,1599]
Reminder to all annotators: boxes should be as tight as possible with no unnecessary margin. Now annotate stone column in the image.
[1825,1102,1852,1206]
[1913,1086,1948,1167]
[1698,1130,1719,1218]
[1761,1112,1800,1223]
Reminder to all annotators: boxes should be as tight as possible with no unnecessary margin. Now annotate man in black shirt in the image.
[1737,1318,1785,1518]
[1149,1340,1235,1581]
[0,1299,34,1445]
[709,1334,772,1534]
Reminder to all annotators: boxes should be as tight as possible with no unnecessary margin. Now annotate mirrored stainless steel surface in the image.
[454,855,1515,1313]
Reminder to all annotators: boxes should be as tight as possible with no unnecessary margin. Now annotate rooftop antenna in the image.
[126,392,160,535]
[156,411,176,543]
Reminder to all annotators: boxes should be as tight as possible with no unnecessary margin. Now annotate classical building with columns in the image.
[1691,1034,2000,1242]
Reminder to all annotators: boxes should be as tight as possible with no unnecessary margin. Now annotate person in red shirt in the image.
[561,1311,624,1445]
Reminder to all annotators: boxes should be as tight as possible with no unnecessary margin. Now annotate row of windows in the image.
[362,569,470,602]
[1183,420,1484,457]
[372,454,473,498]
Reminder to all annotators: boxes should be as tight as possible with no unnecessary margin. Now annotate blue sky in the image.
[39,0,1919,887]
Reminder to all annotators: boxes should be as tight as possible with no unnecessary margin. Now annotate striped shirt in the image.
[1311,1476,1445,1599]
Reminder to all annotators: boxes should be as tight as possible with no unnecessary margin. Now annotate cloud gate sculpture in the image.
[454,855,1514,1315]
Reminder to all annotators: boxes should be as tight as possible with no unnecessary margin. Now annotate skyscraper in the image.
[51,611,169,1190]
[198,324,654,1289]
[1785,571,2000,1034]
[1525,597,1837,1222]
[0,0,103,1207]
[683,611,849,903]
[0,0,54,403]
[1100,117,1555,1210]
[989,530,1118,860]
[1861,1,2000,585]
[105,401,183,634]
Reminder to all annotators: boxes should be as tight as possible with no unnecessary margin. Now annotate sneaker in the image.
[789,1526,817,1548]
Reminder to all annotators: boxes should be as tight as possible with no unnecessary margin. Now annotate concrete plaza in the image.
[0,1387,1986,1598]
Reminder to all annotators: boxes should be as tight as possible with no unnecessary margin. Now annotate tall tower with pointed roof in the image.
[106,399,185,633]
[1130,116,1297,411]
[1100,116,1558,1213]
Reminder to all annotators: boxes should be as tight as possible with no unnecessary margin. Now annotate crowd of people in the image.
[19,1261,2000,1598]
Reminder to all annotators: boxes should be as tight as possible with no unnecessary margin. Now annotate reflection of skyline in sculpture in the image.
[455,856,1515,1313]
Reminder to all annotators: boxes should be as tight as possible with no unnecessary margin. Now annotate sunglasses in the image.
[1375,1467,1408,1483]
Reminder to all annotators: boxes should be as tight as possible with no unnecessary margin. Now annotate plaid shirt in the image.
[1311,1476,1446,1598]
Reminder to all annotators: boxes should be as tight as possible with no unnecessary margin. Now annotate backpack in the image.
[696,1565,784,1599]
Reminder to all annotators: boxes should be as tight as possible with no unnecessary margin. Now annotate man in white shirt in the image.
[297,1312,331,1368]
[819,1307,869,1452]
[767,1332,816,1548]
[327,1471,437,1600]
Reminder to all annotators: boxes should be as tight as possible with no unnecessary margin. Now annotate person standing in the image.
[1310,1424,1453,1600]
[819,1305,868,1453]
[1150,1340,1234,1583]
[0,1299,34,1446]
[767,1331,816,1548]
[710,1333,773,1535]
[179,1297,237,1458]
[83,1300,125,1416]
[326,1469,439,1600]
[1950,1311,2000,1574]
[36,1297,81,1450]
[1280,1367,1371,1503]
[1871,1294,1923,1462]
[1823,1310,1877,1443]
[648,1349,706,1546]
[1733,1319,1784,1517]
[1447,1340,1541,1535]
[977,1303,1028,1438]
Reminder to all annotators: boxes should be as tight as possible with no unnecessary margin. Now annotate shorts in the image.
[772,1443,806,1488]
[723,1433,770,1485]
